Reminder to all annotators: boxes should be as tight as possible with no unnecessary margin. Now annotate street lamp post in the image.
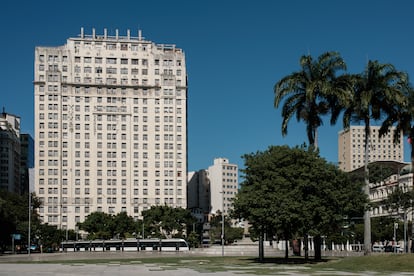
[142,217,145,239]
[394,222,398,253]
[28,192,31,256]
[221,190,224,257]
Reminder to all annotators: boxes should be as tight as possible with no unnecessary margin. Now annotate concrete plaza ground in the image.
[0,263,253,276]
[1,250,414,276]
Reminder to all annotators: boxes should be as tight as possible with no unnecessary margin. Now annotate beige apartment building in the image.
[34,28,187,230]
[208,158,238,216]
[338,126,403,172]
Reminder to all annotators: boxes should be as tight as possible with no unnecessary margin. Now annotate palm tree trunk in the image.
[314,128,318,150]
[363,123,371,255]
[410,133,414,253]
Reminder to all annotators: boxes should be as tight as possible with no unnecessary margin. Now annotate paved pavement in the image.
[1,251,414,276]
[0,263,255,276]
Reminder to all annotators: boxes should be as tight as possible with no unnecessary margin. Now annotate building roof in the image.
[349,160,409,176]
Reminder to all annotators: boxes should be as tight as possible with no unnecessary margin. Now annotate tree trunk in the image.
[304,233,309,261]
[314,235,322,260]
[284,239,289,259]
[411,132,414,253]
[258,231,264,262]
[363,123,371,255]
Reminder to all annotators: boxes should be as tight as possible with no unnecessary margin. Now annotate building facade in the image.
[0,111,21,194]
[20,134,34,195]
[187,170,211,223]
[338,126,404,172]
[34,28,187,230]
[207,158,238,216]
[187,158,239,217]
[369,162,412,218]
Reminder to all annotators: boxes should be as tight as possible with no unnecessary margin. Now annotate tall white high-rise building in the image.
[34,28,187,230]
[208,158,238,215]
[338,125,404,172]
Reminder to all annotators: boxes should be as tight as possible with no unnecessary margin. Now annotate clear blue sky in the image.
[1,0,414,172]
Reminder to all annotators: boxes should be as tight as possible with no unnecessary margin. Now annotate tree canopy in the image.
[274,51,349,149]
[142,205,196,239]
[232,145,367,260]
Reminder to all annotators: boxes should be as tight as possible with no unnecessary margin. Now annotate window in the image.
[121,43,128,50]
[106,68,117,74]
[106,58,117,64]
[106,43,116,50]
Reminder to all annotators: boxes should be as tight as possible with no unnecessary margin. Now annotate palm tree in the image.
[380,76,414,252]
[274,51,349,149]
[380,75,414,169]
[342,60,407,255]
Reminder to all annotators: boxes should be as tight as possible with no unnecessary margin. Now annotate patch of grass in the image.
[314,254,414,273]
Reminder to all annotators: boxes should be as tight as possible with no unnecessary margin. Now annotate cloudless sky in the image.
[1,0,414,172]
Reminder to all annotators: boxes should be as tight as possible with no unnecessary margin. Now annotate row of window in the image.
[352,156,401,162]
[351,139,401,145]
[40,194,184,205]
[38,178,182,187]
[40,95,180,105]
[39,159,183,169]
[72,57,181,67]
[38,167,183,177]
[68,66,182,76]
[39,187,183,196]
[38,124,181,136]
[38,85,183,98]
[38,141,183,152]
[39,54,182,67]
[39,75,181,86]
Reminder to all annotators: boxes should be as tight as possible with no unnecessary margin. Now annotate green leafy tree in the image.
[33,223,65,252]
[384,187,414,252]
[232,145,366,261]
[187,231,200,248]
[0,191,41,252]
[113,212,136,239]
[142,205,196,239]
[368,163,395,184]
[77,212,114,240]
[274,51,349,149]
[209,212,243,245]
[342,60,408,255]
[371,217,402,244]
